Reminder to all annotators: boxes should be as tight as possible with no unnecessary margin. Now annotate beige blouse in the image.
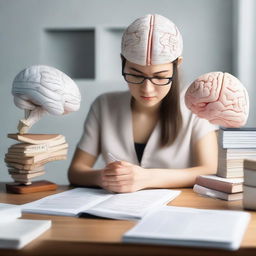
[78,89,218,169]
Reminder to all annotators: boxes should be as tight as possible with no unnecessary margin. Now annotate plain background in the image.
[0,0,255,184]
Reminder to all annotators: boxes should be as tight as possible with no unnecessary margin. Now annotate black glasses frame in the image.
[122,72,173,86]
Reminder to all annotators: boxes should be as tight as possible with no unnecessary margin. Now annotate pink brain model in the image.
[185,72,249,127]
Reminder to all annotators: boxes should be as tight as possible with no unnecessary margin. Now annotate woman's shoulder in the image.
[97,90,130,101]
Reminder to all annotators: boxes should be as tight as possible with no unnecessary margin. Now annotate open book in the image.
[8,134,64,144]
[123,206,251,250]
[21,188,180,220]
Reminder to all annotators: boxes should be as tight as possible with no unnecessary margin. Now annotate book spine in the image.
[193,184,229,200]
[196,176,234,193]
[23,155,67,170]
[218,129,224,148]
[5,155,67,170]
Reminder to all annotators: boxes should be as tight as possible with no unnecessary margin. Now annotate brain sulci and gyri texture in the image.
[185,72,249,128]
[12,65,81,133]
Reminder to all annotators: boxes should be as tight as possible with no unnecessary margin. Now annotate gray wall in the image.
[0,0,234,184]
[233,0,256,126]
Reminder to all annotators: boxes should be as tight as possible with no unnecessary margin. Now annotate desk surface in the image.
[0,182,255,256]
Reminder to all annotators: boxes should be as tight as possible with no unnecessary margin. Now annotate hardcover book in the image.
[195,175,243,193]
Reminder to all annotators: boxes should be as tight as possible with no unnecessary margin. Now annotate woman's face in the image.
[124,60,174,109]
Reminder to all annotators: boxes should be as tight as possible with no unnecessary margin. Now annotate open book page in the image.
[85,189,181,220]
[123,206,251,250]
[22,188,113,216]
[22,188,180,219]
[0,203,21,222]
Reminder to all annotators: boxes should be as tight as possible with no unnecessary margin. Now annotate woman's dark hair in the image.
[121,55,183,147]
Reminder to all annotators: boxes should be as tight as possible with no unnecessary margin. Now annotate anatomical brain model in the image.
[12,65,81,133]
[185,72,249,128]
[5,65,81,192]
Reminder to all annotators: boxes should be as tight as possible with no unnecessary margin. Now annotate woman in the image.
[68,14,218,192]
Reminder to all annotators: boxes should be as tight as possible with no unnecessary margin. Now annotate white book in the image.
[0,219,51,249]
[193,184,243,201]
[219,128,256,148]
[123,206,251,250]
[21,188,180,220]
[0,203,21,222]
[243,185,256,210]
[244,160,256,187]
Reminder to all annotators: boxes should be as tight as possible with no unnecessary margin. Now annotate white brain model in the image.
[121,14,183,66]
[185,72,249,127]
[12,65,81,133]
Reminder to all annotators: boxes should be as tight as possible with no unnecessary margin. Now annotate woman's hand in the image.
[99,161,148,193]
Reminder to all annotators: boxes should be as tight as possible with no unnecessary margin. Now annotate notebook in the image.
[21,188,181,220]
[123,206,250,250]
[0,219,51,249]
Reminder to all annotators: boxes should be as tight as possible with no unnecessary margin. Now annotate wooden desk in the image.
[0,182,255,256]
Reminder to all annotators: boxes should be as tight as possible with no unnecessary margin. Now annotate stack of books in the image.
[217,128,256,178]
[194,128,256,201]
[0,203,51,249]
[5,134,68,185]
[193,175,243,201]
[243,159,256,210]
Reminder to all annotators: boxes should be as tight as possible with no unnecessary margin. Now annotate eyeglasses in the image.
[122,73,173,86]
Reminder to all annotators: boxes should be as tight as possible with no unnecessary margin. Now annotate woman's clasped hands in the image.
[99,161,147,193]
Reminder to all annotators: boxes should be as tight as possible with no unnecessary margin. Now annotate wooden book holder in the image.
[5,180,58,194]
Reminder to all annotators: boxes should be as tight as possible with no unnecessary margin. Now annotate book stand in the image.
[5,180,58,194]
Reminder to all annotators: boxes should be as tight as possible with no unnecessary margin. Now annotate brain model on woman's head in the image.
[185,72,249,127]
[121,14,183,65]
